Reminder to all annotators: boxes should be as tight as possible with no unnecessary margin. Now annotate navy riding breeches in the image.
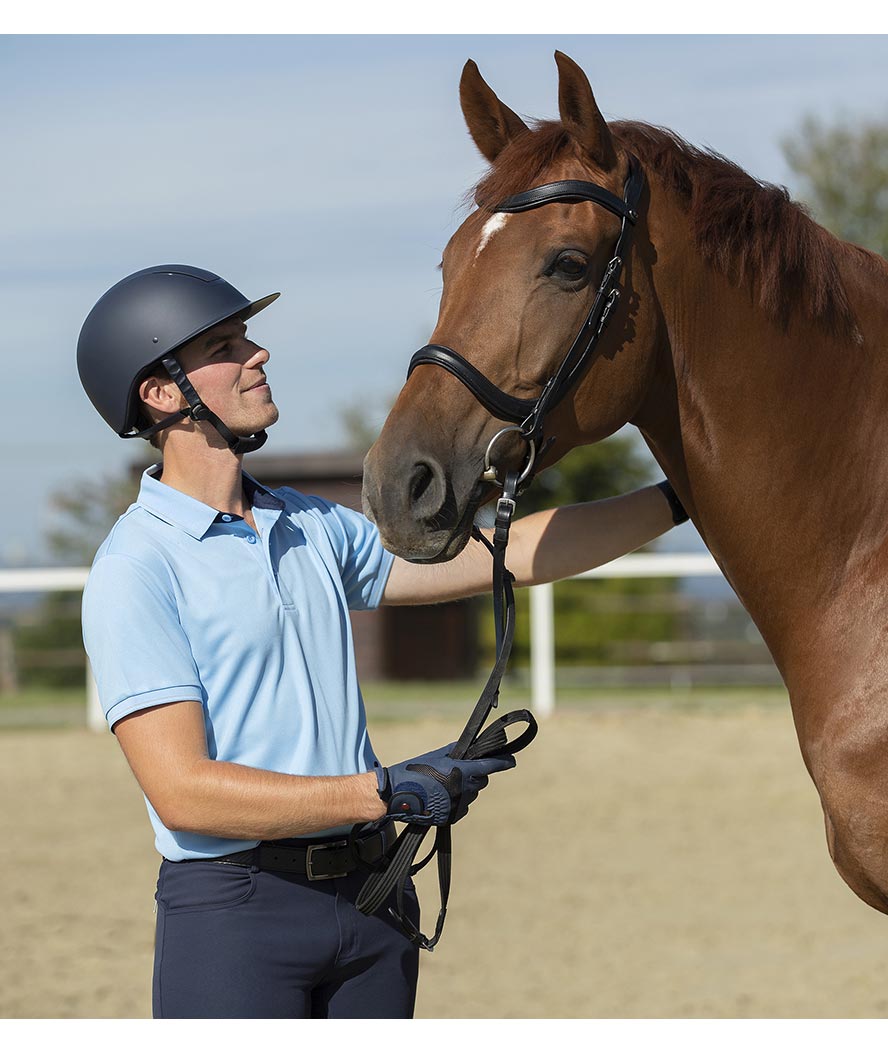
[152,858,420,1018]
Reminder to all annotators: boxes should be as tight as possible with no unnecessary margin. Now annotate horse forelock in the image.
[469,121,573,209]
[469,117,863,339]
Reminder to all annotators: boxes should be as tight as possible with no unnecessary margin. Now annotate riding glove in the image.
[375,743,516,826]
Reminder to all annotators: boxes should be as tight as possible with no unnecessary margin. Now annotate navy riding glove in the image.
[375,743,516,826]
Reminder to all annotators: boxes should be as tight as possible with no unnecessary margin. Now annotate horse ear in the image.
[459,59,529,163]
[554,51,617,171]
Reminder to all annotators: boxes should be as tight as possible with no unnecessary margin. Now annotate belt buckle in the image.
[305,839,350,881]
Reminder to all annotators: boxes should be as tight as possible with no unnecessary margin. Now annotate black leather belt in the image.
[208,822,396,881]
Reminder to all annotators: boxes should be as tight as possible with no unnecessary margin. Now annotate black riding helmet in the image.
[77,264,280,454]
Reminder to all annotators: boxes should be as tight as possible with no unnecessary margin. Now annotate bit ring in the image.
[481,426,536,487]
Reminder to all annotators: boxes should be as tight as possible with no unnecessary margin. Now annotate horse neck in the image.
[632,190,888,682]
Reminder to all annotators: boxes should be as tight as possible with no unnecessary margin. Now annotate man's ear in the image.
[138,372,182,416]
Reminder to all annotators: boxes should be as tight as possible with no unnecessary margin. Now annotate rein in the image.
[356,155,645,951]
[355,467,537,950]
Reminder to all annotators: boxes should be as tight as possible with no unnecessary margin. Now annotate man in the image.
[78,265,687,1020]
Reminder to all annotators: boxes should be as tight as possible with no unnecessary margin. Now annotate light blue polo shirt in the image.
[81,464,395,861]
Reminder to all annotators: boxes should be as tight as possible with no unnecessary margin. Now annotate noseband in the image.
[407,155,645,487]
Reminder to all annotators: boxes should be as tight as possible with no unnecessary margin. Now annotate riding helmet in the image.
[77,264,280,437]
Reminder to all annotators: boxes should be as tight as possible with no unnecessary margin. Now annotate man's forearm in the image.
[383,482,678,604]
[115,701,387,840]
[507,482,677,587]
[153,760,385,840]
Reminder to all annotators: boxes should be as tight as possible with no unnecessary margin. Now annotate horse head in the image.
[363,52,664,562]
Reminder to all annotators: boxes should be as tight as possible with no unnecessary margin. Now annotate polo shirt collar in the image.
[137,464,284,540]
[242,470,286,512]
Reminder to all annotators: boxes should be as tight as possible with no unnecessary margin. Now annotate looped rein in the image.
[355,469,538,950]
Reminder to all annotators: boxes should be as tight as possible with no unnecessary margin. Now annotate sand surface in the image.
[3,702,888,1018]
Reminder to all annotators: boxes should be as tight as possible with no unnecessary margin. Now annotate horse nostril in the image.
[410,462,434,505]
[408,459,453,527]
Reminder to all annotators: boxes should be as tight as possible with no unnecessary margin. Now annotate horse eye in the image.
[551,251,589,280]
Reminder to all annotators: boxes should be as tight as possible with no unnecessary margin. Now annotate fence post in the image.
[86,660,104,732]
[0,625,18,694]
[530,582,555,718]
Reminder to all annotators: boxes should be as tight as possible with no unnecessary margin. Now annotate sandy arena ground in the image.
[3,699,888,1019]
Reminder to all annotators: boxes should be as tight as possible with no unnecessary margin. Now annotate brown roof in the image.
[244,450,365,482]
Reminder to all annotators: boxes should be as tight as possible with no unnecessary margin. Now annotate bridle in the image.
[355,155,646,951]
[407,154,645,490]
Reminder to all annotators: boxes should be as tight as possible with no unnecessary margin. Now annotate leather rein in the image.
[355,476,535,949]
[355,155,645,951]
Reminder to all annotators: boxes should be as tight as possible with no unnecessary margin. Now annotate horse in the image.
[361,50,888,915]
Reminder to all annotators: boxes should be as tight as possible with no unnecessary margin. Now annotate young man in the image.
[77,265,686,1020]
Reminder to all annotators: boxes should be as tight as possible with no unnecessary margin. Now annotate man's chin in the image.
[237,406,279,434]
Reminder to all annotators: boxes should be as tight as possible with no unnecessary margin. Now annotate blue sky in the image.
[3,33,888,563]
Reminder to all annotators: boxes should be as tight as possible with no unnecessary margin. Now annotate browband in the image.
[494,177,639,224]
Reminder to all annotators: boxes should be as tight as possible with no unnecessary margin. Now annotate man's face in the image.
[176,317,279,436]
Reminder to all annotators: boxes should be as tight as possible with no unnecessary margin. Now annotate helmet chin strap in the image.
[126,355,268,455]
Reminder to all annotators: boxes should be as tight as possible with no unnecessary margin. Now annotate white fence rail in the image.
[528,552,725,719]
[1,552,726,731]
[0,567,103,730]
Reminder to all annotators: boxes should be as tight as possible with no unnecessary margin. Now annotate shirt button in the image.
[221,514,232,523]
[246,535,257,544]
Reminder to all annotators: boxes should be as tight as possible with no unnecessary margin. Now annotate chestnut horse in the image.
[363,52,888,914]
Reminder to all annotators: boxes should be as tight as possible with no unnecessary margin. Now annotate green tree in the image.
[782,115,888,256]
[480,435,682,671]
[13,593,87,689]
[13,458,149,689]
[516,431,655,512]
[46,461,150,564]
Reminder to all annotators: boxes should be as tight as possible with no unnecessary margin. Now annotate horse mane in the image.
[472,119,864,337]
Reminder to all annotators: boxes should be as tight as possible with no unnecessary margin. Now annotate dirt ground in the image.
[3,698,888,1019]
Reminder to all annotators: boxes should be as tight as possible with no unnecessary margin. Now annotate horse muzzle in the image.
[362,443,486,561]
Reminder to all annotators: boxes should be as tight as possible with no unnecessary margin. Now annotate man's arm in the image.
[382,482,679,606]
[115,701,515,838]
[114,701,386,839]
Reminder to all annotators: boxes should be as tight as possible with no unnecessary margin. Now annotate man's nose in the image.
[243,342,270,367]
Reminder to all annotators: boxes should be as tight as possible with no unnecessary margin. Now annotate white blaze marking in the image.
[475,213,510,258]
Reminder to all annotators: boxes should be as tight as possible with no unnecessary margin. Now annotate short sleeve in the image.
[303,498,394,611]
[82,554,204,731]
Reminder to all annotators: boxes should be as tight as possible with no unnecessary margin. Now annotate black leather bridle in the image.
[407,154,645,489]
[355,155,646,951]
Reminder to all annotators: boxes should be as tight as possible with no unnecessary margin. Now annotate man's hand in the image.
[375,743,516,826]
